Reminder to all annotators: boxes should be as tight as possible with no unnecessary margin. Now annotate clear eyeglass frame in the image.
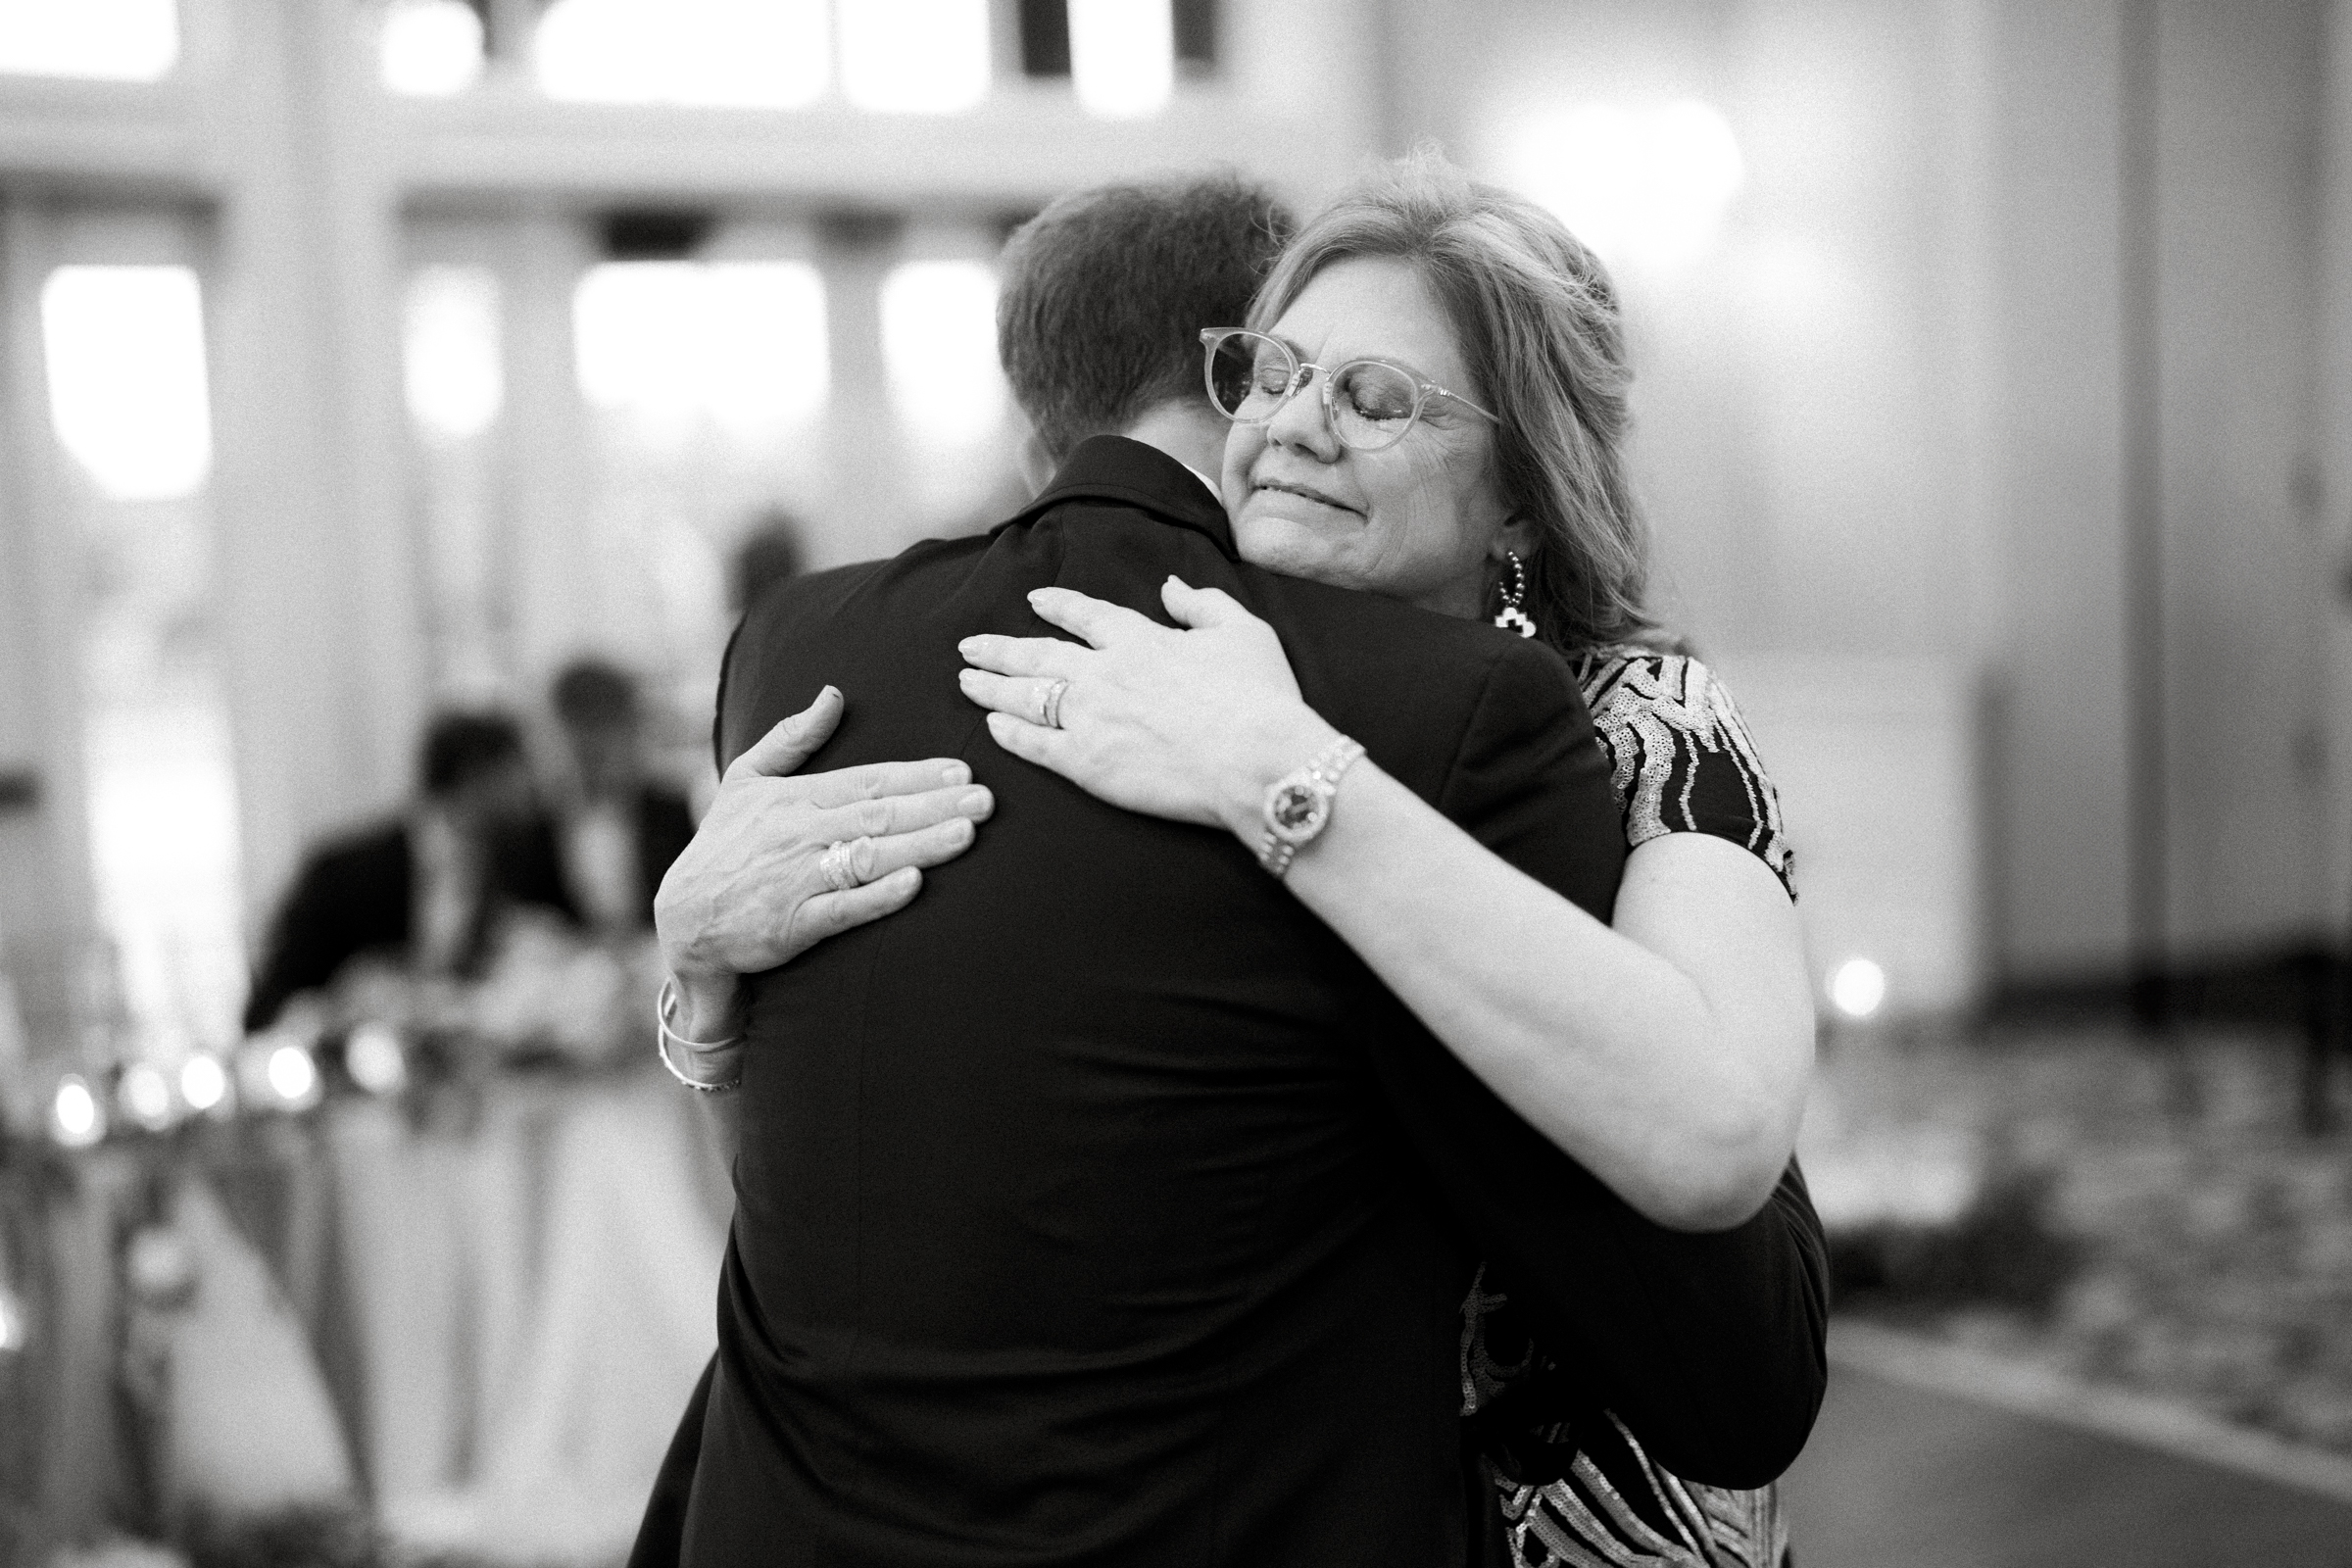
[1199,327,1499,454]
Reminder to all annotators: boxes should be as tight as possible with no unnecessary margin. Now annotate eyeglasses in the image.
[1199,327,1499,454]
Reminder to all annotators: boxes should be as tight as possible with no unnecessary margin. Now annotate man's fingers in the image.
[1026,586,1154,648]
[957,632,1083,679]
[984,709,1069,768]
[792,867,924,949]
[956,669,1071,729]
[724,686,843,782]
[797,758,974,810]
[819,781,994,842]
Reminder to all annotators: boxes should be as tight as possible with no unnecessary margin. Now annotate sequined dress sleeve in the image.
[1468,645,1799,1568]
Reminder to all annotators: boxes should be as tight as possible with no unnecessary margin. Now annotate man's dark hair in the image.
[551,658,640,730]
[418,710,527,798]
[998,173,1293,462]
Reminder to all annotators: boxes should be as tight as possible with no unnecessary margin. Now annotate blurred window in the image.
[839,0,989,114]
[404,265,504,442]
[535,0,829,109]
[573,260,829,441]
[0,0,177,81]
[880,259,1004,446]
[1505,101,1744,273]
[37,261,242,1057]
[379,0,486,96]
[40,266,212,502]
[1068,0,1172,119]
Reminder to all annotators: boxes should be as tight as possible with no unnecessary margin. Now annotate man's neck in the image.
[1116,402,1228,496]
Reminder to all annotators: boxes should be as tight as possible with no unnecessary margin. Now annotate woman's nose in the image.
[1265,369,1342,461]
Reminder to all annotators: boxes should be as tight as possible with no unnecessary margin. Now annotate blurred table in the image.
[22,1066,730,1564]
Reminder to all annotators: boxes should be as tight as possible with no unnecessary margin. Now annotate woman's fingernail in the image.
[956,668,979,687]
[942,761,971,785]
[958,789,991,816]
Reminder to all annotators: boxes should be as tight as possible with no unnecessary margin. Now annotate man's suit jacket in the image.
[674,438,1825,1568]
[242,815,574,1032]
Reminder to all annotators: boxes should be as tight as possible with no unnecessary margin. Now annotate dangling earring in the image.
[1493,551,1538,639]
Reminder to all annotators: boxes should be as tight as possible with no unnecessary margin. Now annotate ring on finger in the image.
[1039,678,1071,730]
[819,838,870,893]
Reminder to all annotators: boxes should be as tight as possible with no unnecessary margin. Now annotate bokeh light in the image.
[40,265,214,501]
[839,0,989,114]
[266,1042,320,1108]
[0,1285,24,1353]
[379,0,484,96]
[1830,957,1888,1020]
[119,1062,174,1131]
[345,1022,411,1097]
[51,1075,104,1148]
[178,1053,227,1113]
[1068,0,1174,120]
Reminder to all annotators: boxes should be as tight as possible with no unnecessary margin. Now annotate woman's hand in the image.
[956,578,1337,839]
[654,686,994,1039]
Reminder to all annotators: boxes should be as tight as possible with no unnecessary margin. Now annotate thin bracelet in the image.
[656,975,744,1093]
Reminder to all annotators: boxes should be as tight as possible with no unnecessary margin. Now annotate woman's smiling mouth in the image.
[1250,477,1361,516]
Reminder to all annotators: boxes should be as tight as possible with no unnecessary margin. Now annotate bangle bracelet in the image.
[656,975,743,1093]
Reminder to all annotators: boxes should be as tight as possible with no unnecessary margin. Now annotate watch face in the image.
[1269,781,1327,839]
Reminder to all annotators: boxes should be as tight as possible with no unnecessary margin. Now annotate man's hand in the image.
[654,687,994,1040]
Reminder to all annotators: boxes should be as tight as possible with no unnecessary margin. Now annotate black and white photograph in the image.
[0,2,2349,1565]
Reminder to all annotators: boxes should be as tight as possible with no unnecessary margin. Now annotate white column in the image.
[205,0,426,923]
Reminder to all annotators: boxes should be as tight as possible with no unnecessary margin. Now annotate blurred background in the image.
[0,1,2349,1564]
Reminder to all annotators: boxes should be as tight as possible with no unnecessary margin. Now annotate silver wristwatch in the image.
[1255,735,1367,877]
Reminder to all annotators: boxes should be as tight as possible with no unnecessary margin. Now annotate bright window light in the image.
[574,261,828,437]
[840,0,988,114]
[41,266,213,502]
[536,0,828,109]
[0,0,177,81]
[881,260,1005,445]
[1068,0,1172,120]
[380,0,484,96]
[1506,99,1743,272]
[405,265,504,441]
[704,262,830,433]
[1829,957,1887,1020]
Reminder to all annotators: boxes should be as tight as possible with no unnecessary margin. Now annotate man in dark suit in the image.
[549,658,698,934]
[243,711,575,1032]
[647,178,1824,1567]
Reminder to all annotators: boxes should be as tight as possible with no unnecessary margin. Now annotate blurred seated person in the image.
[729,510,805,618]
[242,711,575,1033]
[551,659,697,936]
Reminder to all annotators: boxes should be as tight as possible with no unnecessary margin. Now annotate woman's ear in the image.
[1491,513,1544,563]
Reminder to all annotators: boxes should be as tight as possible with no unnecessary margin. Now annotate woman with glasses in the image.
[953,154,1815,1567]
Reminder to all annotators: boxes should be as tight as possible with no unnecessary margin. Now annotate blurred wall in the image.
[1383,0,2346,991]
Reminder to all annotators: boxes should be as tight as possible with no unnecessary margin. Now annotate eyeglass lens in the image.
[1204,331,1423,451]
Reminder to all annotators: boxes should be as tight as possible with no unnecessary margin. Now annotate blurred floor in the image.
[1782,1353,2352,1567]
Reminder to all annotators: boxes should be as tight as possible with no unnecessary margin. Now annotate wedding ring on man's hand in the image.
[1040,678,1071,730]
[819,838,869,893]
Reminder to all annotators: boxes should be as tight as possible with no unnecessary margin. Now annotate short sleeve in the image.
[1572,649,1795,900]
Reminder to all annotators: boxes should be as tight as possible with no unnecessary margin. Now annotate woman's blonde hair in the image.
[1249,150,1657,654]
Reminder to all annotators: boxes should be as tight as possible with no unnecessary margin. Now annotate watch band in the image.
[1255,735,1367,877]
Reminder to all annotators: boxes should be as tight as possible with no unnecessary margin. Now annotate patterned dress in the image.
[1466,645,1795,1568]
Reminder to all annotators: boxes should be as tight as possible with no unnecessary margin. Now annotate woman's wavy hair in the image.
[1247,150,1659,655]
